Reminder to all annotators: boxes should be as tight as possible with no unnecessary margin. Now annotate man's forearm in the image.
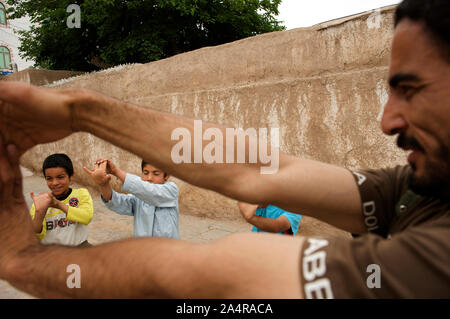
[6,238,202,298]
[5,233,305,299]
[72,91,266,202]
[70,89,365,234]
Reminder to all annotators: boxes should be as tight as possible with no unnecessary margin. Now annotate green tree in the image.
[7,0,285,71]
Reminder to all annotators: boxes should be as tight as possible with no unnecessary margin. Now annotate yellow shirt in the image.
[30,188,94,246]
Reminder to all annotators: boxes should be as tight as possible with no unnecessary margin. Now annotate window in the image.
[0,46,11,69]
[0,3,6,26]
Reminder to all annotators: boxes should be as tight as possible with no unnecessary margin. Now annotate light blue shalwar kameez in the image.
[102,173,179,239]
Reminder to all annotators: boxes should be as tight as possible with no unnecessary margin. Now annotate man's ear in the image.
[164,174,170,181]
[69,173,75,182]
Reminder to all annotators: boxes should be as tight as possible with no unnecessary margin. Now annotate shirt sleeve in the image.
[349,165,410,237]
[299,217,450,298]
[66,189,94,225]
[101,189,136,216]
[281,212,302,235]
[29,204,46,240]
[121,174,178,207]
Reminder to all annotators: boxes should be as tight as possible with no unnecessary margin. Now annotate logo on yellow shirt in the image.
[69,197,79,207]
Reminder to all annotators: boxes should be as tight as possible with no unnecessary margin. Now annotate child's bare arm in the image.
[246,215,291,233]
[238,201,291,233]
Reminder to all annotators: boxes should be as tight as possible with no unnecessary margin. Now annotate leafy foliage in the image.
[7,0,285,71]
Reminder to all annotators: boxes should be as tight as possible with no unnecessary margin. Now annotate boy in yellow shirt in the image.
[30,154,94,247]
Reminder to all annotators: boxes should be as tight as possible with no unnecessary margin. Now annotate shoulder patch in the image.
[69,197,79,207]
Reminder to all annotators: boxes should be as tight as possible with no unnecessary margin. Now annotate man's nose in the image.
[380,95,408,135]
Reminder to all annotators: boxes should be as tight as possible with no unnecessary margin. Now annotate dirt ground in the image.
[0,167,350,299]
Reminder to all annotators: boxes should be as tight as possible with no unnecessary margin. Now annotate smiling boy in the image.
[30,153,94,246]
[84,158,179,239]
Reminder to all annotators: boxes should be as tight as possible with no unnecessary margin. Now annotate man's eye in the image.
[398,86,417,98]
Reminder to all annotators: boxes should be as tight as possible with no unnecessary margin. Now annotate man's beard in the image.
[398,133,450,201]
[407,160,450,200]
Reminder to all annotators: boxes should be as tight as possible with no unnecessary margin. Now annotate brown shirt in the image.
[300,165,450,298]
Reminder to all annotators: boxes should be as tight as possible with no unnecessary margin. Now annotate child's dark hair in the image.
[43,154,74,177]
[141,159,167,177]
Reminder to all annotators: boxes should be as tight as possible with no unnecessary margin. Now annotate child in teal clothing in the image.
[238,202,302,235]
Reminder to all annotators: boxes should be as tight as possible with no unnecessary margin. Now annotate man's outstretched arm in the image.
[0,82,365,234]
[7,234,305,299]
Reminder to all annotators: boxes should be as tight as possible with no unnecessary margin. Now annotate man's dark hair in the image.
[42,154,74,177]
[395,0,450,61]
[141,159,167,177]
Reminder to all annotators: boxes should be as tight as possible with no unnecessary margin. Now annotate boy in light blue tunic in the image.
[84,158,179,239]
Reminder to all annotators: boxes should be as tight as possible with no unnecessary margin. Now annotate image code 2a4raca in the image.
[219,304,273,314]
[176,303,273,316]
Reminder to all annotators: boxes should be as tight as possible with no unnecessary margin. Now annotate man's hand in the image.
[83,161,112,186]
[238,201,258,222]
[0,81,78,155]
[0,138,39,279]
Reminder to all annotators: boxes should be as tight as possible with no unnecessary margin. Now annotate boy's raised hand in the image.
[94,158,117,176]
[94,158,126,182]
[83,161,111,186]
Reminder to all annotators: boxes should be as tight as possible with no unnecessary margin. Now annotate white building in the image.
[0,0,33,75]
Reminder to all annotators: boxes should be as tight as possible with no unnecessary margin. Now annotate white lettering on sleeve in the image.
[303,251,327,281]
[352,171,367,186]
[304,278,334,299]
[302,238,334,299]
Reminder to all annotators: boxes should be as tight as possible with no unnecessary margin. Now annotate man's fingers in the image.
[30,192,36,201]
[6,144,24,200]
[0,137,14,196]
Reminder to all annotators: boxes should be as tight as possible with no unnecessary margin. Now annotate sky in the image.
[277,0,402,30]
